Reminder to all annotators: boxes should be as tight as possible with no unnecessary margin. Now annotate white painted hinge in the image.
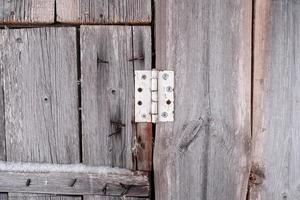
[135,70,174,123]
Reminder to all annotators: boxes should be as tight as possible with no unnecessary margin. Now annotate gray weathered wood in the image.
[0,0,54,24]
[81,26,151,200]
[0,27,79,200]
[251,1,300,199]
[0,161,149,197]
[7,194,80,200]
[0,34,5,162]
[0,37,7,200]
[154,0,252,199]
[56,0,151,24]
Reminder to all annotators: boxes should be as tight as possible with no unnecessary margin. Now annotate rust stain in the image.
[136,123,153,171]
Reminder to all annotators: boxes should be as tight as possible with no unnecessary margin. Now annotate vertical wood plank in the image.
[0,27,80,200]
[81,25,151,199]
[132,27,153,171]
[0,0,54,24]
[154,0,252,200]
[251,1,300,199]
[56,0,151,24]
[0,32,7,200]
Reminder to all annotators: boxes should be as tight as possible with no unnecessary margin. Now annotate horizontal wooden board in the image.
[154,0,252,199]
[57,0,151,24]
[0,162,149,197]
[0,0,54,24]
[251,1,300,199]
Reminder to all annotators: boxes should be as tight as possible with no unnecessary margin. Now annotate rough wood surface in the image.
[57,0,151,24]
[0,0,54,24]
[0,161,149,197]
[154,0,252,200]
[0,37,5,161]
[81,26,151,199]
[0,27,79,200]
[251,1,300,199]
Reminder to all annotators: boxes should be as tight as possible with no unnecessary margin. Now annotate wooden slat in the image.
[0,34,5,161]
[154,0,252,199]
[251,1,300,199]
[0,0,54,24]
[0,27,79,200]
[132,27,153,171]
[0,161,149,197]
[80,26,151,200]
[56,0,151,24]
[0,39,7,200]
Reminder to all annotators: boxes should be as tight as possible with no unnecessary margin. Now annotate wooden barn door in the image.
[0,1,152,200]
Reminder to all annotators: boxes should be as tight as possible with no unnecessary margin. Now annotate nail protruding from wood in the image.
[120,183,131,196]
[128,55,144,61]
[102,184,108,195]
[109,121,126,137]
[70,178,77,187]
[97,58,109,64]
[26,179,31,187]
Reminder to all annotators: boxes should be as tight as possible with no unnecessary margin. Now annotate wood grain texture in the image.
[154,0,252,200]
[0,161,149,197]
[251,1,300,200]
[0,35,5,161]
[0,0,54,24]
[56,0,151,24]
[7,194,80,200]
[81,26,151,200]
[0,27,79,200]
[0,37,7,200]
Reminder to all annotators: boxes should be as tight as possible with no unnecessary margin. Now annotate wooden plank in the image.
[0,27,79,200]
[154,0,252,200]
[0,38,7,200]
[56,0,151,24]
[0,0,54,24]
[80,26,151,200]
[132,27,152,171]
[250,1,300,199]
[0,161,149,197]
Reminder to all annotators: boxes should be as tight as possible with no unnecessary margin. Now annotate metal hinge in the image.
[135,70,174,123]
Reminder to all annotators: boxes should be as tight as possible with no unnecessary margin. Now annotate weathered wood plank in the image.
[251,1,300,199]
[56,0,151,24]
[81,26,151,200]
[0,27,79,200]
[154,0,252,200]
[0,0,54,24]
[7,194,80,200]
[0,161,149,197]
[0,35,7,200]
[0,33,5,162]
[132,27,152,171]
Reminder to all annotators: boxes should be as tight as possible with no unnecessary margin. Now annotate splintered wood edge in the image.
[0,161,150,197]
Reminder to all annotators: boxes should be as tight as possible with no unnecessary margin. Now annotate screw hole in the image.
[44,97,48,101]
[111,89,116,94]
[138,101,143,106]
[166,100,172,105]
[137,88,143,92]
[141,75,147,80]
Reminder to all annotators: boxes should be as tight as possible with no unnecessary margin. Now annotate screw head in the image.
[142,114,147,118]
[161,112,168,118]
[162,73,169,80]
[141,75,147,80]
[166,86,173,92]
